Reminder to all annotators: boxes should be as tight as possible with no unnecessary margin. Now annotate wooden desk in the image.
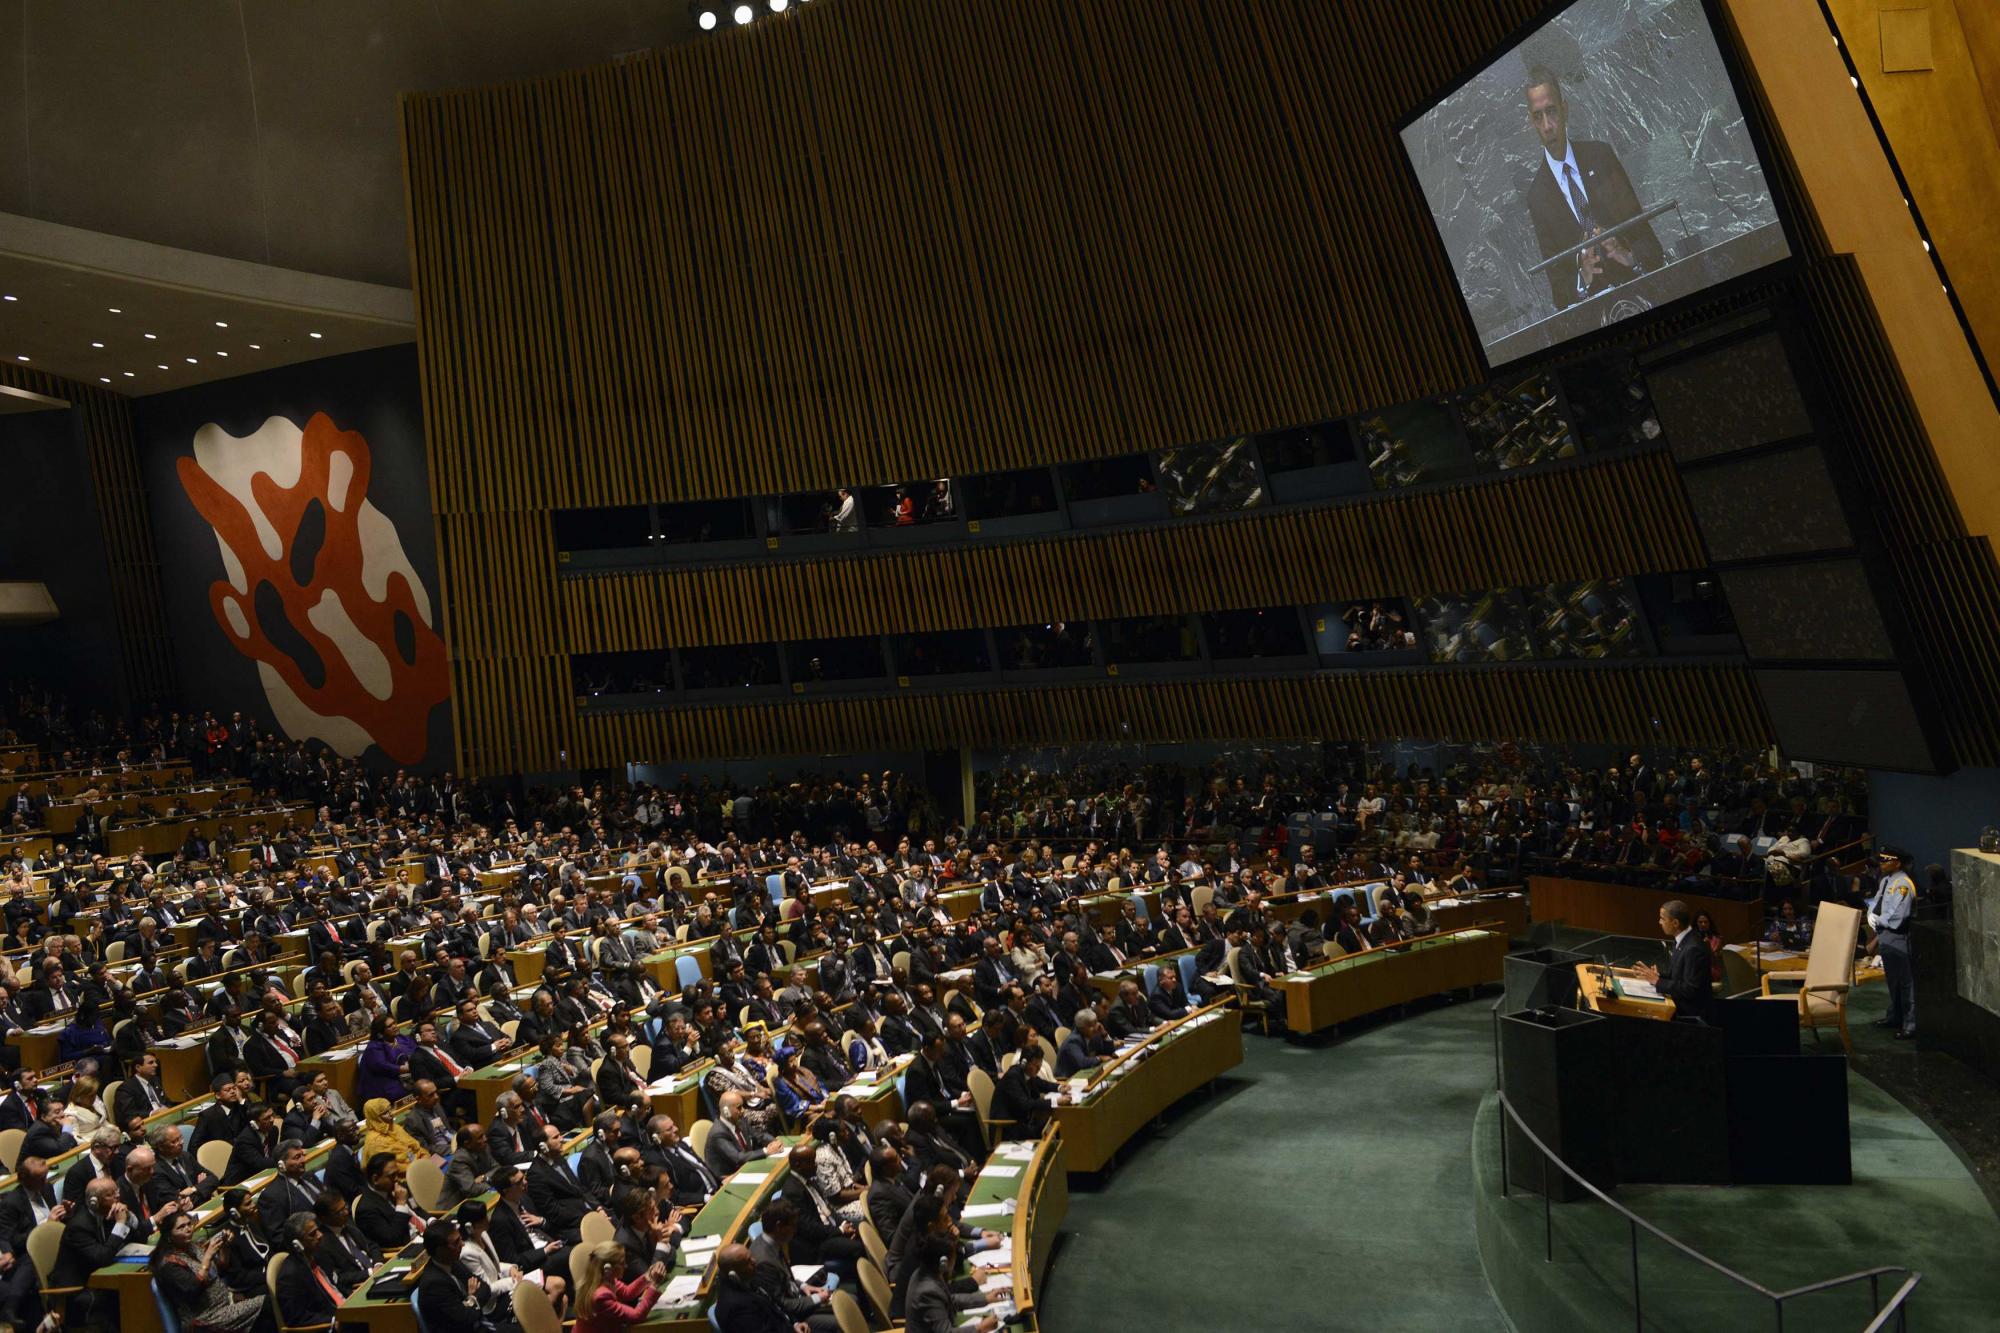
[1050,1001,1242,1174]
[1529,875,1763,943]
[1576,962,1676,1020]
[1431,891,1529,936]
[1275,925,1509,1036]
[963,1127,1069,1328]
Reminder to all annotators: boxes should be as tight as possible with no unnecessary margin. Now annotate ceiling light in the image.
[215,321,228,329]
[91,342,104,349]
[143,332,157,340]
[99,377,110,383]
[122,372,134,378]
[734,4,752,22]
[157,363,169,370]
[185,356,197,364]
[13,355,27,362]
[216,351,229,357]
[248,343,261,350]
[770,0,788,10]
[309,331,323,339]
[107,307,122,314]
[699,10,717,28]
[1,295,15,303]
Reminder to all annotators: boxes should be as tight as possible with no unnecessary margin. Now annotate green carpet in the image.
[1039,998,1510,1332]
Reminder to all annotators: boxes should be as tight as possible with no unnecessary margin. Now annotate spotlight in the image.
[99,376,110,383]
[215,321,228,329]
[698,10,717,28]
[770,0,787,10]
[90,342,104,349]
[734,4,752,22]
[309,331,323,339]
[143,332,157,340]
[0,295,15,302]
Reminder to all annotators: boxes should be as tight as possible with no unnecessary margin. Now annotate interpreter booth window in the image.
[769,489,848,536]
[1060,453,1167,528]
[1256,420,1367,503]
[572,650,672,702]
[1201,607,1309,662]
[996,621,1096,675]
[1155,437,1267,516]
[786,635,889,685]
[869,479,957,527]
[1415,589,1539,663]
[679,642,782,693]
[1311,599,1422,664]
[1356,398,1471,491]
[1559,352,1662,452]
[960,466,1064,537]
[1454,372,1580,472]
[1100,615,1201,668]
[890,629,993,679]
[552,505,651,553]
[655,497,756,546]
[1635,570,1741,655]
[1518,580,1650,658]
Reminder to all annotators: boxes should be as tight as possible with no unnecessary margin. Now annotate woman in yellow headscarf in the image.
[360,1096,427,1167]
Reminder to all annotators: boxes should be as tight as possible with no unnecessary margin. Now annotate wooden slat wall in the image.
[571,664,1770,767]
[401,0,1542,510]
[0,366,175,707]
[560,450,1705,652]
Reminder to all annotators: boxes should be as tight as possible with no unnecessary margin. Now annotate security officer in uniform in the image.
[1867,847,1917,1040]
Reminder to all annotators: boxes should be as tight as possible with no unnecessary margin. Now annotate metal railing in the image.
[1489,997,1919,1330]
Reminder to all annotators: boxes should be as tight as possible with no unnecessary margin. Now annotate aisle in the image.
[1038,998,1509,1332]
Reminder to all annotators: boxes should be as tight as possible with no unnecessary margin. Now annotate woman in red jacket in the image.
[573,1240,671,1333]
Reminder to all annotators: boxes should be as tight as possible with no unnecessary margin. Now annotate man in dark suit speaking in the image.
[1523,65,1664,310]
[1633,899,1712,1022]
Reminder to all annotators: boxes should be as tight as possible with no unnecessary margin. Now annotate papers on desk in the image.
[1618,976,1665,1001]
[960,1200,1017,1219]
[656,1274,703,1308]
[1285,972,1315,982]
[979,1271,1013,1294]
[118,1242,153,1258]
[315,1046,361,1062]
[993,1141,1036,1162]
[28,1023,62,1036]
[789,1264,823,1284]
[680,1234,723,1257]
[975,1164,1021,1180]
[157,1035,203,1049]
[977,1243,1015,1269]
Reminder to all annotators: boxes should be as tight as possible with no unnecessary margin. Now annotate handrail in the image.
[1860,1275,1919,1333]
[1491,1088,1918,1327]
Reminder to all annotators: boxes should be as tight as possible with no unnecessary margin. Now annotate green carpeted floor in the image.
[1039,998,1510,1332]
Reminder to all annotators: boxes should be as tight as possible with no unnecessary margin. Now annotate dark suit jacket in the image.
[448,1021,503,1070]
[354,1186,416,1250]
[61,1154,112,1204]
[324,1143,367,1203]
[225,1124,280,1185]
[415,1260,485,1333]
[711,1273,795,1333]
[525,1155,592,1234]
[486,1200,546,1269]
[407,1044,464,1092]
[22,1121,75,1166]
[1656,930,1714,1021]
[276,1252,341,1327]
[112,1076,168,1125]
[0,1183,54,1254]
[990,1064,1054,1135]
[52,1203,152,1290]
[866,1177,913,1239]
[1525,139,1665,309]
[703,1117,762,1179]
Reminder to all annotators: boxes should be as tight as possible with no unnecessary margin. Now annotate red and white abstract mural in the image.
[175,411,448,764]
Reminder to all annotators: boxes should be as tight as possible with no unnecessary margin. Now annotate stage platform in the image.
[1475,931,2000,1330]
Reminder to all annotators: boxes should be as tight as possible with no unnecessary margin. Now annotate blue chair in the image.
[150,1280,183,1333]
[895,1071,908,1108]
[707,1307,724,1332]
[412,1288,433,1333]
[1129,893,1151,927]
[676,954,703,990]
[1177,954,1199,995]
[1142,964,1161,997]
[766,874,786,907]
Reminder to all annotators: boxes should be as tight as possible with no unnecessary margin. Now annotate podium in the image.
[1498,1007,1614,1200]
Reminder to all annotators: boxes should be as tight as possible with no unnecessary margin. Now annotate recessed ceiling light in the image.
[99,377,110,383]
[216,351,229,357]
[157,363,169,370]
[1,295,16,302]
[122,372,134,378]
[215,321,228,329]
[143,332,157,340]
[248,344,261,350]
[698,10,717,27]
[107,307,122,314]
[308,331,323,339]
[185,356,197,364]
[90,342,104,349]
[734,4,752,23]
[13,355,27,362]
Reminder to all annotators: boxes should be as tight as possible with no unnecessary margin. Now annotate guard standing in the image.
[1867,847,1917,1040]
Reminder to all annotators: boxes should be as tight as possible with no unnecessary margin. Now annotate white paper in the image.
[658,1275,703,1307]
[1619,977,1664,1001]
[976,1164,1021,1179]
[960,1201,1016,1219]
[789,1264,822,1283]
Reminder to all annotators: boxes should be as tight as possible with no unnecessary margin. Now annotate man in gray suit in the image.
[748,1198,835,1332]
[703,1091,784,1180]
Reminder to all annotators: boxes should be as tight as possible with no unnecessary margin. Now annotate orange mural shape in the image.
[176,412,448,764]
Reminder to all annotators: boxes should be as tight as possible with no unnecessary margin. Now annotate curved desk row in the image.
[1275,925,1510,1036]
[1051,1001,1243,1174]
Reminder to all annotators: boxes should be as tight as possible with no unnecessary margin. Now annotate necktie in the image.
[272,1037,298,1064]
[435,1046,467,1076]
[311,1262,344,1304]
[1562,161,1595,230]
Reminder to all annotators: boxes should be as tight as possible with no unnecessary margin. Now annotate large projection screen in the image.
[1399,0,1790,368]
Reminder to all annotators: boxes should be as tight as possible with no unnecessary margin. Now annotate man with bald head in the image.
[55,1175,174,1324]
[710,1240,807,1333]
[705,1090,784,1179]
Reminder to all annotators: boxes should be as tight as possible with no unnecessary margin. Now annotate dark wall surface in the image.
[131,345,451,770]
[0,404,125,703]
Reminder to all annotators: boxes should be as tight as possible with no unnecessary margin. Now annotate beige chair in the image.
[105,940,127,963]
[100,1081,123,1123]
[1224,945,1272,1034]
[512,1278,564,1333]
[1758,901,1863,1052]
[501,1019,521,1041]
[858,1257,896,1328]
[892,950,911,980]
[406,1155,446,1212]
[0,1128,24,1173]
[197,1139,233,1181]
[688,1118,712,1162]
[830,1289,873,1333]
[859,1216,889,1274]
[290,972,308,998]
[578,1209,615,1250]
[965,1067,1012,1147]
[1035,1034,1058,1070]
[630,1045,653,1079]
[569,1242,594,1294]
[1190,884,1216,917]
[268,1254,334,1332]
[26,1220,78,1318]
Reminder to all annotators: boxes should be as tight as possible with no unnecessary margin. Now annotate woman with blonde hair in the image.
[359,1095,427,1168]
[61,1072,106,1139]
[572,1240,670,1333]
